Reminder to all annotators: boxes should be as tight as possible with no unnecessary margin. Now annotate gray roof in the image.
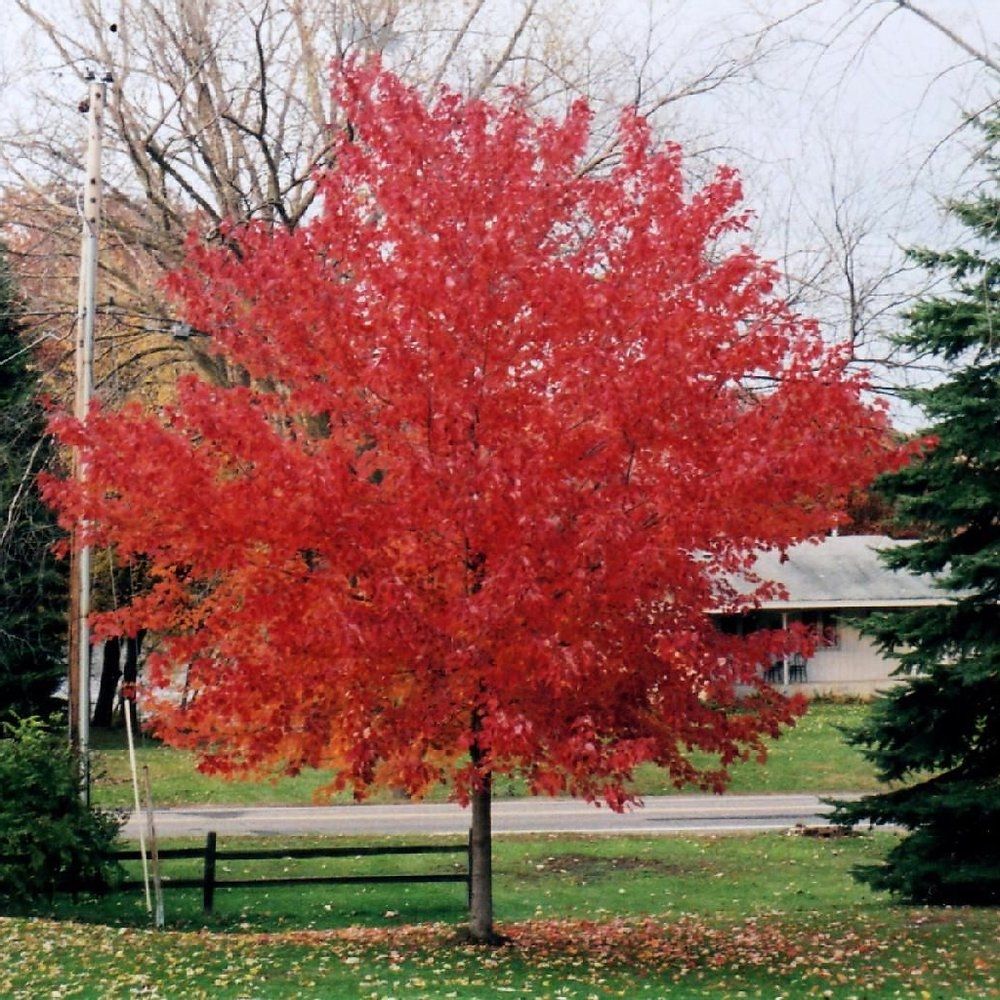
[732,535,947,610]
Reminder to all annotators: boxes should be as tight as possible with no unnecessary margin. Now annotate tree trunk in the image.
[92,637,121,728]
[469,768,499,944]
[468,725,503,945]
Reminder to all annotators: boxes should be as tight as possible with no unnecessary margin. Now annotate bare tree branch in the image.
[891,0,1000,76]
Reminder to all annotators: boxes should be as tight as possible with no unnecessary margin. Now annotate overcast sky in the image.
[682,2,998,246]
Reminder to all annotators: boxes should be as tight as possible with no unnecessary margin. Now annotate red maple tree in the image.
[47,61,899,941]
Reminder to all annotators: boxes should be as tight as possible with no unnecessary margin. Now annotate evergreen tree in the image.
[830,118,1000,905]
[0,247,66,722]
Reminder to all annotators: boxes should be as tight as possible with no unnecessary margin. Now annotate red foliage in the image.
[46,61,899,807]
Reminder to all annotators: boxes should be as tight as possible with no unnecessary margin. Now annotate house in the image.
[715,534,947,698]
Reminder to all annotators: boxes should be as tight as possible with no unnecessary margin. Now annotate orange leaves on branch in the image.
[46,60,898,805]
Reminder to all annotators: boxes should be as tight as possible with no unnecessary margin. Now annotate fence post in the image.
[466,828,473,911]
[203,831,217,914]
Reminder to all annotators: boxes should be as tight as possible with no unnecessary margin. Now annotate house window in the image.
[799,610,840,649]
[715,614,745,636]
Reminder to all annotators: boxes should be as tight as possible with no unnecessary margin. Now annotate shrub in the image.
[0,716,124,902]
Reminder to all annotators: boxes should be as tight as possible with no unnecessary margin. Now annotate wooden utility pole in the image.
[68,72,107,803]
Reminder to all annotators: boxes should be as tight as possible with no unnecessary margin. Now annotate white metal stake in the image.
[73,74,106,802]
[143,765,165,929]
[124,691,152,912]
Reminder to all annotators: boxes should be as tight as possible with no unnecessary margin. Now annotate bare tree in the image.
[718,0,999,416]
[1,0,791,401]
[765,152,948,398]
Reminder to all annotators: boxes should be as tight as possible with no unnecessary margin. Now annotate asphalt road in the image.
[122,793,850,840]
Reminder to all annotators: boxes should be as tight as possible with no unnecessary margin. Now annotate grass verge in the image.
[91,700,879,809]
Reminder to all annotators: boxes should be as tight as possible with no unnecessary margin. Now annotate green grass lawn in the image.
[91,700,879,810]
[2,831,998,998]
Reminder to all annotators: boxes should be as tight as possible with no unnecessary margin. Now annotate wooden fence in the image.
[117,832,472,913]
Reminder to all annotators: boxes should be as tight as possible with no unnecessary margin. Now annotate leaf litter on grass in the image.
[2,909,997,999]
